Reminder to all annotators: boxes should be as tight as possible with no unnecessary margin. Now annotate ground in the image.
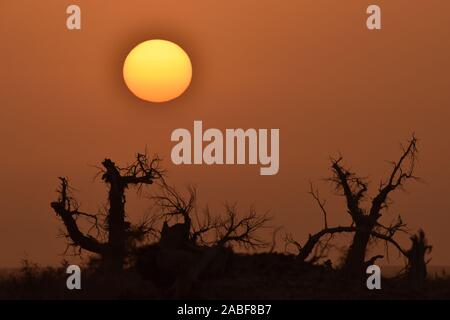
[0,253,449,299]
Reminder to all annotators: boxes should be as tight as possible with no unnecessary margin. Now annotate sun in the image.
[123,39,192,103]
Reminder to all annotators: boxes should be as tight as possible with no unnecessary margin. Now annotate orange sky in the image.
[0,1,449,267]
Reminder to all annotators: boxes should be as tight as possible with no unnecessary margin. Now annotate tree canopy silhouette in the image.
[50,152,270,276]
[51,153,164,271]
[287,134,430,279]
[49,134,433,297]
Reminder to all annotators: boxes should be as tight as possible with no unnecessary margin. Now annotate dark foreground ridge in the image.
[0,253,449,299]
[2,135,448,300]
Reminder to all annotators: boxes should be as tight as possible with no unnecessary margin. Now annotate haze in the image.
[0,1,449,267]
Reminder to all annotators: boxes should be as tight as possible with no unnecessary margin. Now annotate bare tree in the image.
[151,182,271,249]
[406,229,432,287]
[50,153,163,271]
[288,135,420,277]
[336,135,418,275]
[215,204,271,249]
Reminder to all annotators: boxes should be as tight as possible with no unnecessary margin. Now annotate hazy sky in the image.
[0,1,449,267]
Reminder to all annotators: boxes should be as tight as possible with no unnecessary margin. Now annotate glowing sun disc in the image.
[123,39,192,103]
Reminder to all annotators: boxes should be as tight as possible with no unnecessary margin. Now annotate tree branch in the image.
[50,178,106,254]
[330,157,367,220]
[370,135,418,218]
[309,182,328,229]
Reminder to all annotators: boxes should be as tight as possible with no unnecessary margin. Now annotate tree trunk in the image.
[342,222,372,276]
[106,185,126,271]
[406,230,431,288]
[103,160,127,272]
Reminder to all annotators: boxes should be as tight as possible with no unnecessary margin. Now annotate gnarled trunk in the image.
[103,159,127,272]
[406,230,431,288]
[342,217,375,276]
[343,228,371,276]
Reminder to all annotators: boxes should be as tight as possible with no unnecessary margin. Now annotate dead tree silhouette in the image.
[287,135,427,279]
[406,229,432,288]
[137,182,271,297]
[151,181,271,249]
[50,153,163,272]
[50,152,270,296]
